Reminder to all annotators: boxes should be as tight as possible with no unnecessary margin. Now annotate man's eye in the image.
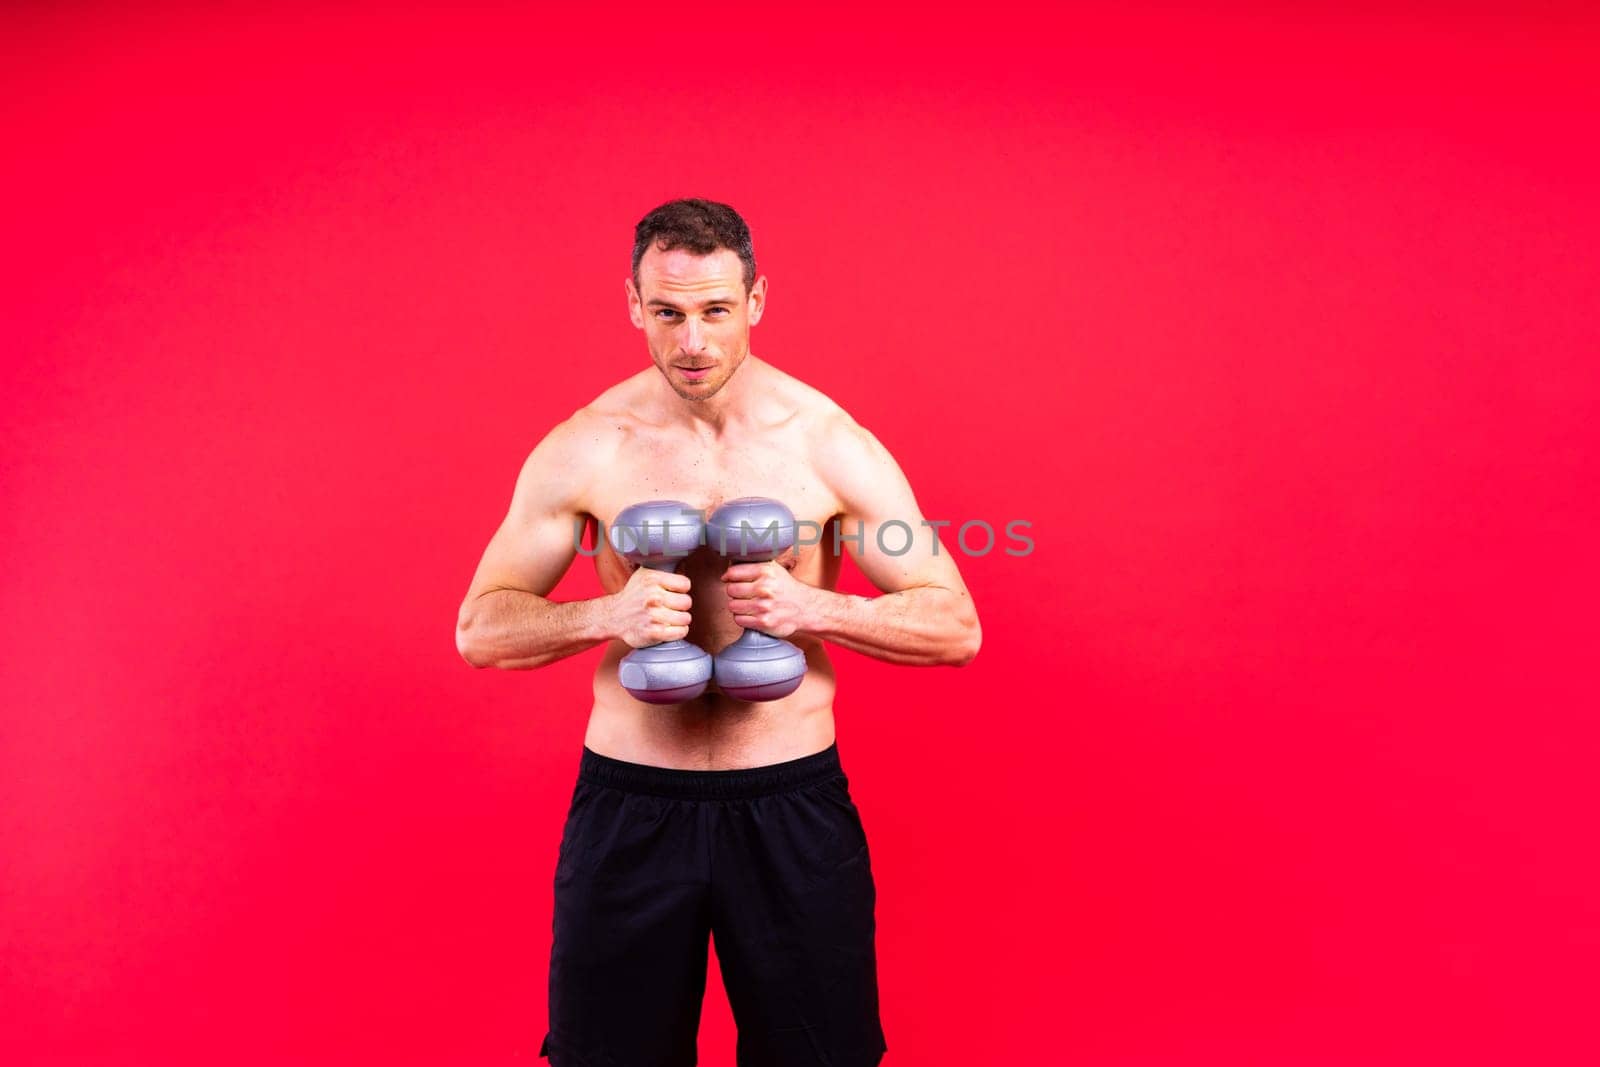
[707,307,729,316]
[655,310,679,319]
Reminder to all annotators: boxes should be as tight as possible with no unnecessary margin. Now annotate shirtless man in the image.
[455,199,981,1067]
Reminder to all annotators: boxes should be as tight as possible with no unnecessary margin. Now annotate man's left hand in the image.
[720,558,818,639]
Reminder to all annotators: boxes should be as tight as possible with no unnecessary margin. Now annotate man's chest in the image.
[583,430,843,578]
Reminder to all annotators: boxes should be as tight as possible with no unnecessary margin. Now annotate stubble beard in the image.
[662,350,744,402]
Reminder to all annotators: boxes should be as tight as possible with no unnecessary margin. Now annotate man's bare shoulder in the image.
[585,368,656,414]
[754,358,853,432]
[759,364,893,503]
[809,405,886,480]
[525,377,649,495]
[555,371,658,447]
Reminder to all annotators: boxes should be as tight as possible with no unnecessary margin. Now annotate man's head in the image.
[626,198,767,402]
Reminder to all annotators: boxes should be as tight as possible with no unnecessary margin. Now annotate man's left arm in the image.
[720,413,982,667]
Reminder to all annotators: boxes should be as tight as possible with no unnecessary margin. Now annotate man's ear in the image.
[625,277,644,329]
[747,275,768,327]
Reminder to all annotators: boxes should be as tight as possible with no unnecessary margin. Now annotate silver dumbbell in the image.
[609,500,713,704]
[706,497,809,701]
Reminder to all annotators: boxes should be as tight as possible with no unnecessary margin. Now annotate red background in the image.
[4,2,1598,1064]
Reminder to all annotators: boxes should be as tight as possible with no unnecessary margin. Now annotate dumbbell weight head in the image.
[608,500,713,704]
[607,499,706,567]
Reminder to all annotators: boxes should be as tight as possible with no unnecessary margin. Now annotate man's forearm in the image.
[456,588,617,670]
[803,585,981,667]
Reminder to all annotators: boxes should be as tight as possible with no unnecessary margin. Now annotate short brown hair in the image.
[632,198,756,293]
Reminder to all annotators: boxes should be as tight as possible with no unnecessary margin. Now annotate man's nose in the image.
[681,319,707,353]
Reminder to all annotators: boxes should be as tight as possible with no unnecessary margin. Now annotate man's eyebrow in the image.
[645,295,738,308]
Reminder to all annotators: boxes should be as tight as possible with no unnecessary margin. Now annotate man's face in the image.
[627,245,766,401]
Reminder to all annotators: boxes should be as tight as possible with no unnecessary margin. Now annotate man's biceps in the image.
[838,467,920,525]
[477,513,584,592]
[849,536,961,592]
[833,512,941,556]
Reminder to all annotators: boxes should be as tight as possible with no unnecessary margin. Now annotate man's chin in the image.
[658,353,746,400]
[661,367,725,400]
[670,381,721,401]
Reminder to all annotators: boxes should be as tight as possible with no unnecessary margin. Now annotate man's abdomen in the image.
[584,638,838,769]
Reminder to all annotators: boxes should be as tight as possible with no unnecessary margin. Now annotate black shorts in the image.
[538,742,888,1066]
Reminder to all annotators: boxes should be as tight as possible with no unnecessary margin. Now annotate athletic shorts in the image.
[538,741,888,1066]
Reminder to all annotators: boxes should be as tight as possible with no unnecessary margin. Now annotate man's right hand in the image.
[611,566,694,648]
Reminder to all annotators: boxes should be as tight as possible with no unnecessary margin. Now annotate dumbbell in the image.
[608,500,713,704]
[705,497,809,701]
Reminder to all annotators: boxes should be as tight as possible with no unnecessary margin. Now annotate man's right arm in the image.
[455,415,694,670]
[455,416,607,669]
[457,415,694,671]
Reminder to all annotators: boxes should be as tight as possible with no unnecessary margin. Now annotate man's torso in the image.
[575,360,848,769]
